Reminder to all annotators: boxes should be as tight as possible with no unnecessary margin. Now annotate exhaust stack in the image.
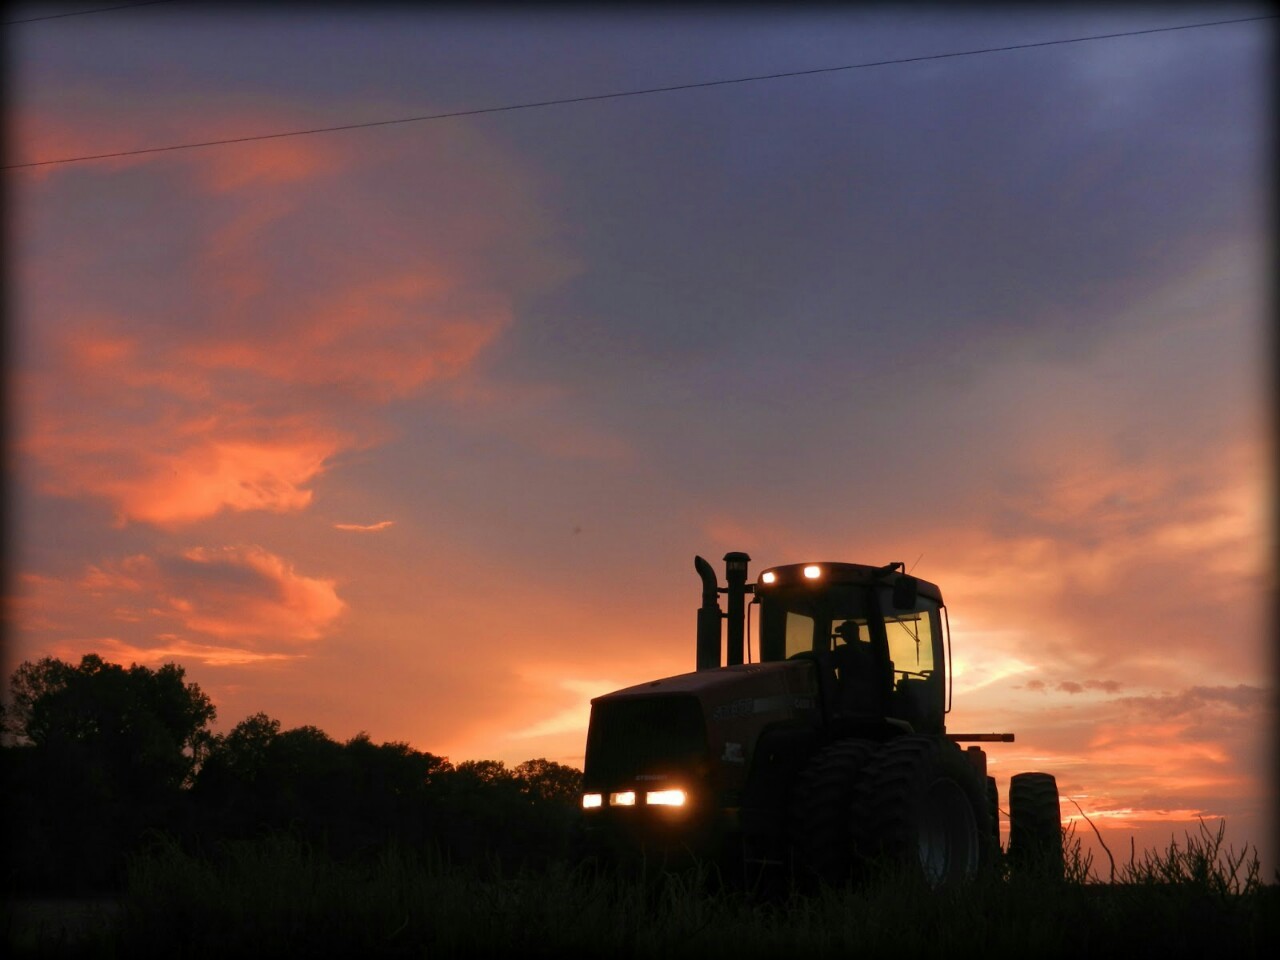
[694,552,752,669]
[694,556,721,670]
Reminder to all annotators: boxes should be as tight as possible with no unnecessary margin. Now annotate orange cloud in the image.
[21,364,346,526]
[334,521,394,532]
[199,137,345,193]
[168,546,345,641]
[17,546,345,659]
[14,92,546,528]
[109,438,338,526]
[187,270,511,403]
[51,637,304,668]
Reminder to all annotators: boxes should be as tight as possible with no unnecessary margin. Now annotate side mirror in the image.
[891,575,918,610]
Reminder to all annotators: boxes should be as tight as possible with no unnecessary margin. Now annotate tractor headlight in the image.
[761,571,777,584]
[610,791,636,806]
[803,565,822,579]
[582,793,603,809]
[646,789,686,807]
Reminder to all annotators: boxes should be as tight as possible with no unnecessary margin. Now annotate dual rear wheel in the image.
[789,735,993,888]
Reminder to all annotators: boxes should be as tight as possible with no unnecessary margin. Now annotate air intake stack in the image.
[723,552,750,666]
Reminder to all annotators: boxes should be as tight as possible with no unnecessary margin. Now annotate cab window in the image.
[883,607,935,682]
[785,612,814,658]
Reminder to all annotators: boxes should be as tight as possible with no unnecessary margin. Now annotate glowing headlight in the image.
[582,793,602,809]
[610,791,636,806]
[646,789,687,807]
[803,565,822,579]
[761,571,777,584]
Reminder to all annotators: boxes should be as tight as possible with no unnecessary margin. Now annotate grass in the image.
[6,824,1276,959]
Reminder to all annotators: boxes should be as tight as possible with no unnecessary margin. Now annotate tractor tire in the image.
[1008,772,1064,881]
[985,775,1001,854]
[852,736,992,887]
[787,737,878,889]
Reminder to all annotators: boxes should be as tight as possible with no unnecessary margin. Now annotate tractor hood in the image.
[594,660,817,707]
[587,661,821,790]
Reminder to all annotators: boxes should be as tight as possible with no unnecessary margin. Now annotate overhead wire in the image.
[5,0,179,25]
[5,13,1273,171]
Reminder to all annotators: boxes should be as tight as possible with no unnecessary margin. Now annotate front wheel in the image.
[852,736,992,887]
[787,738,878,889]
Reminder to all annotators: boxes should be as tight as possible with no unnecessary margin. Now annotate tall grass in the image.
[1064,811,1264,892]
[13,826,1276,959]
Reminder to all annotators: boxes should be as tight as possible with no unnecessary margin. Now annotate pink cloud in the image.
[199,137,346,194]
[334,521,394,532]
[112,438,337,526]
[21,359,346,527]
[50,637,303,669]
[166,546,345,641]
[17,546,345,658]
[185,270,511,403]
[13,93,548,528]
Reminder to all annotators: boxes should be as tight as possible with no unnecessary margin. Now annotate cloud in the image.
[199,137,346,194]
[117,438,338,526]
[20,546,345,661]
[1116,684,1269,719]
[21,359,347,526]
[163,546,345,641]
[1057,679,1124,695]
[60,638,304,668]
[186,271,511,403]
[333,520,394,532]
[14,92,546,527]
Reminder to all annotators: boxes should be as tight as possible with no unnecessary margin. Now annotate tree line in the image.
[1,654,583,895]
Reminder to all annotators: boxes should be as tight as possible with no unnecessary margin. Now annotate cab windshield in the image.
[758,584,876,662]
[756,579,947,731]
[759,584,942,683]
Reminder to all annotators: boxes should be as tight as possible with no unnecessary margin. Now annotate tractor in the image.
[577,552,1063,887]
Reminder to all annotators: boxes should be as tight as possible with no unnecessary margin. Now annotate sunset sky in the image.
[6,6,1274,875]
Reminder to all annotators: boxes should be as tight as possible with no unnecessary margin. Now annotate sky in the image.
[5,5,1275,877]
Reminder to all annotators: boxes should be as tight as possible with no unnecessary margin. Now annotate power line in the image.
[6,13,1273,171]
[5,0,178,25]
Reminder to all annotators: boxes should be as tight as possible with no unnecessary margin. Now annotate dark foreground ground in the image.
[3,833,1277,959]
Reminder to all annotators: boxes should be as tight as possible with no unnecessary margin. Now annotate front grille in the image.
[584,694,708,787]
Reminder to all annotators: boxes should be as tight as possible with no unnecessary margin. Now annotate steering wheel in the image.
[894,669,931,681]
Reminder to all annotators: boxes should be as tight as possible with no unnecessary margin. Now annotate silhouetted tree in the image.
[190,718,455,860]
[2,654,216,893]
[427,758,582,868]
[219,711,281,781]
[2,654,589,889]
[7,655,215,784]
[513,758,583,805]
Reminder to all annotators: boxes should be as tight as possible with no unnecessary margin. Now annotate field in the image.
[4,821,1275,959]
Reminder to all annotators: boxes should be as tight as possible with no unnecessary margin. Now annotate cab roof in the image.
[755,561,943,603]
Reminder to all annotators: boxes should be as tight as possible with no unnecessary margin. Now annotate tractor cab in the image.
[752,562,949,736]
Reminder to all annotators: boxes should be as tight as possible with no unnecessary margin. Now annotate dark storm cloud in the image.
[19,9,1263,386]
[498,11,1267,387]
[1058,679,1124,694]
[1117,684,1270,718]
